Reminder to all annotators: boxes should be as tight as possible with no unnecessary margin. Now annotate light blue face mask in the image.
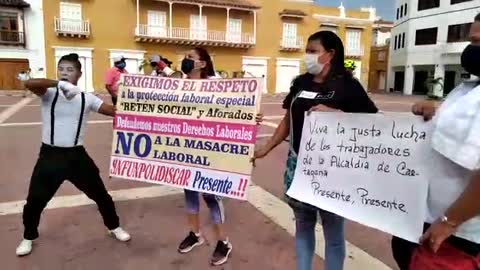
[115,61,126,69]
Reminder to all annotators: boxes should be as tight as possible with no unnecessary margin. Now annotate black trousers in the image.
[22,144,120,240]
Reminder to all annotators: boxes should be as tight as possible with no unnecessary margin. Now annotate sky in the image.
[313,0,395,20]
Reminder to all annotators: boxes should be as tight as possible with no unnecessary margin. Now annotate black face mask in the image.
[461,44,480,76]
[181,58,195,74]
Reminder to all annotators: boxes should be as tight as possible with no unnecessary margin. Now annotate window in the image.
[60,2,82,20]
[190,15,207,40]
[228,18,242,42]
[282,23,298,47]
[147,11,167,37]
[447,23,472,42]
[396,8,400,20]
[415,27,438,45]
[402,32,406,48]
[451,0,473,4]
[346,29,362,55]
[59,2,83,32]
[418,0,440,11]
[0,11,22,44]
[404,4,408,16]
[124,58,142,74]
[394,35,398,50]
[400,5,404,18]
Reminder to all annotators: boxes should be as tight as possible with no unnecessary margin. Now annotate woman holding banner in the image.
[252,31,378,270]
[391,13,480,270]
[175,47,262,266]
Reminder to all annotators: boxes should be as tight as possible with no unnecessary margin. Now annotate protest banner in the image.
[109,74,263,200]
[286,112,435,243]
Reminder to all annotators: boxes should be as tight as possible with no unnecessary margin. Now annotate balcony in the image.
[345,47,365,58]
[0,30,24,46]
[54,17,90,38]
[135,25,255,48]
[280,36,304,51]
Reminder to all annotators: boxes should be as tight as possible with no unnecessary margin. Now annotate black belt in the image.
[41,143,85,153]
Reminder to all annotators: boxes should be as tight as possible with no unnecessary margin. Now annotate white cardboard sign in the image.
[286,113,434,243]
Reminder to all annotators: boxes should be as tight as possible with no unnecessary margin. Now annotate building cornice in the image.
[313,14,374,25]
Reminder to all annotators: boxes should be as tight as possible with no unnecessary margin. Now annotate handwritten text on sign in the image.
[109,75,262,200]
[286,113,432,243]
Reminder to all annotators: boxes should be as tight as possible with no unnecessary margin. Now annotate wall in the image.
[43,0,373,93]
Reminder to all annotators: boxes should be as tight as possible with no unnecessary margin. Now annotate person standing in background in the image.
[105,56,128,106]
[150,55,175,77]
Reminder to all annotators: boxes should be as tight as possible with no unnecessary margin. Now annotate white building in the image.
[388,0,480,95]
[0,0,46,90]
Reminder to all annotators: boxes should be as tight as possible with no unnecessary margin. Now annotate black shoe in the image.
[210,240,233,266]
[178,231,204,254]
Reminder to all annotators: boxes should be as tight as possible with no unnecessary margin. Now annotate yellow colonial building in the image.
[41,0,375,93]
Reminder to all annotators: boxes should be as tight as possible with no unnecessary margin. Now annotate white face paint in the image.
[57,61,81,85]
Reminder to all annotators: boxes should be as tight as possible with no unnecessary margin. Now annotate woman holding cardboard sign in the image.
[253,31,378,270]
[175,47,263,266]
[175,47,232,266]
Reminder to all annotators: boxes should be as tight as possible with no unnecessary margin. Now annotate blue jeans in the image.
[290,200,346,270]
[184,189,225,224]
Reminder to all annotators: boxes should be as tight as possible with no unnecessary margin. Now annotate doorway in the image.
[394,71,404,92]
[444,71,456,96]
[413,71,429,95]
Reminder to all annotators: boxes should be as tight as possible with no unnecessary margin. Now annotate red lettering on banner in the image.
[112,159,192,187]
[111,159,120,175]
[200,81,209,92]
[120,160,129,176]
[225,81,233,90]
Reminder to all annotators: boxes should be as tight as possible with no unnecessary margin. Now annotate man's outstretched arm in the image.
[24,79,59,96]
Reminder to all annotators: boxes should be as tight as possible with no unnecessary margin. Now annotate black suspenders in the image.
[74,93,86,146]
[50,90,86,146]
[50,88,60,145]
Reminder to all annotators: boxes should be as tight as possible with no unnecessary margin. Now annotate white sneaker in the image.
[16,239,33,256]
[108,227,131,242]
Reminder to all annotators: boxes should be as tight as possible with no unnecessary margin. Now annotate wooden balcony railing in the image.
[345,46,365,57]
[135,25,255,48]
[0,30,25,45]
[280,36,304,51]
[54,17,90,37]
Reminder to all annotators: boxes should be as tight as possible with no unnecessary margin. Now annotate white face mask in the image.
[304,53,325,75]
